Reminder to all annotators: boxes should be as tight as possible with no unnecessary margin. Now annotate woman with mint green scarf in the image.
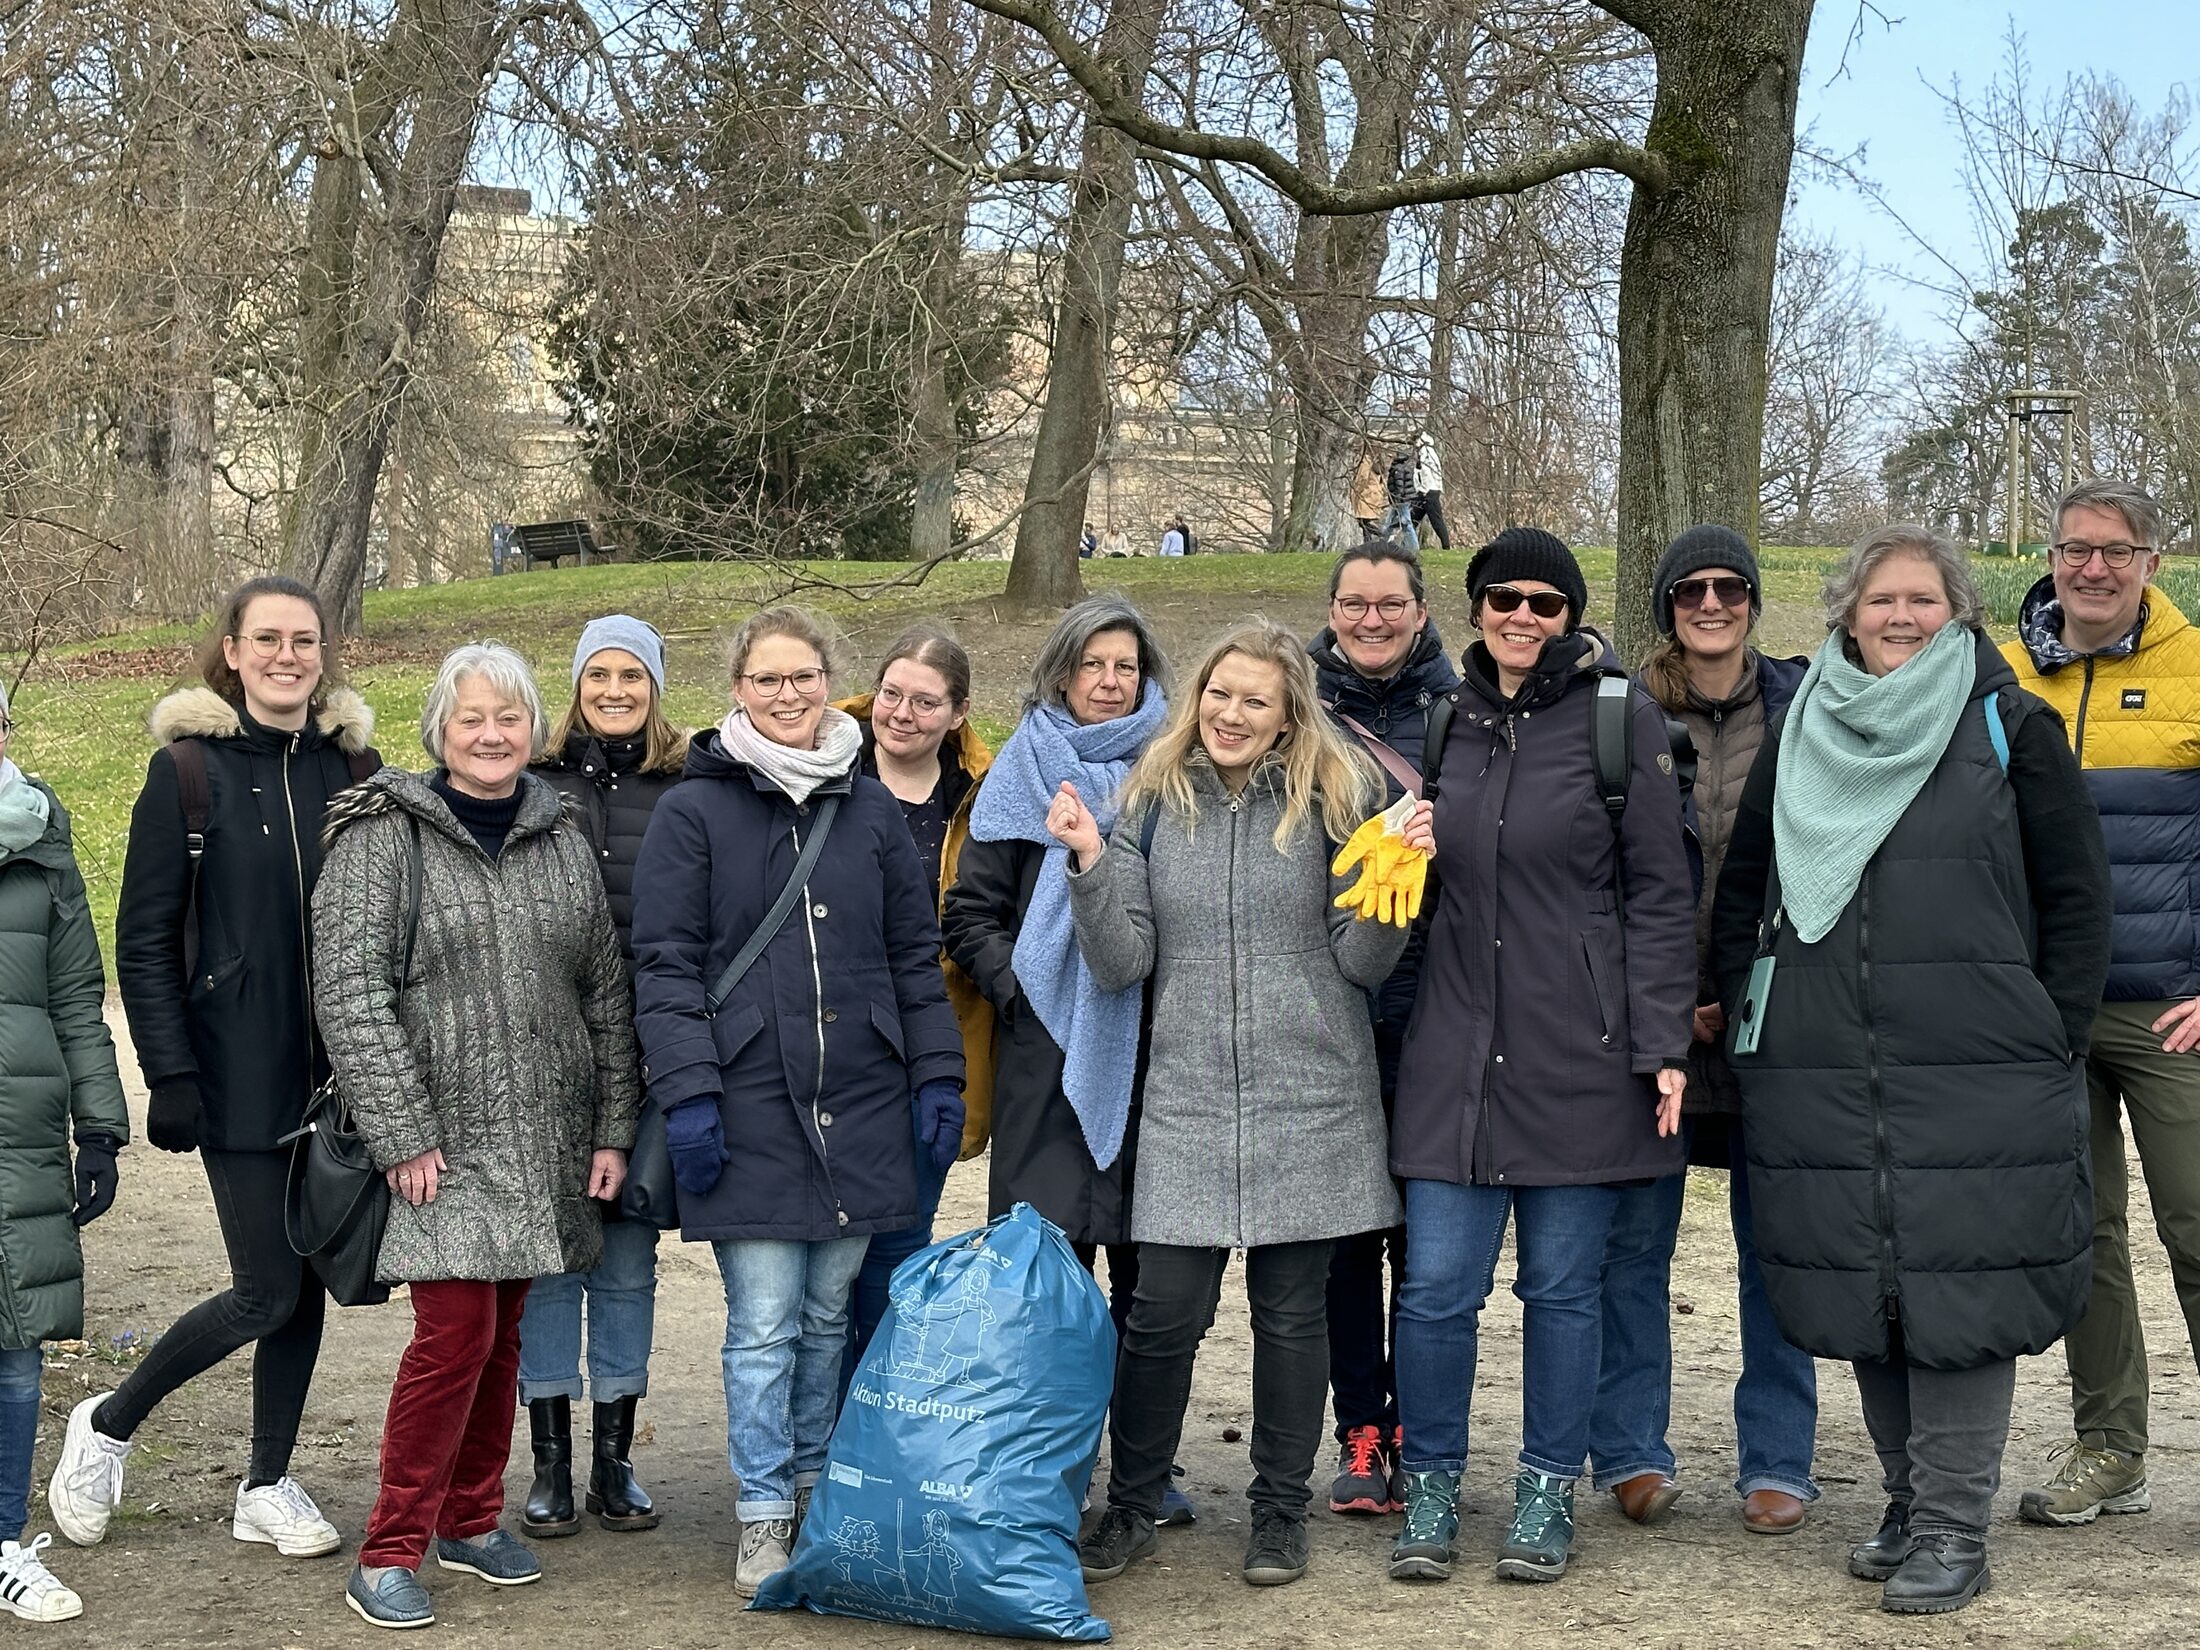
[1710,525,2111,1617]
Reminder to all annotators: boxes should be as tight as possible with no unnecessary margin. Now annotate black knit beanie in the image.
[1650,524,1762,636]
[1465,526,1589,630]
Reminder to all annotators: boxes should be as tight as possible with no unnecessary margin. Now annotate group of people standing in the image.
[0,476,2189,1628]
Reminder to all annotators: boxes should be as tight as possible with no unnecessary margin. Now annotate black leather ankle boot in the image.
[1880,1531,1990,1613]
[587,1396,660,1531]
[521,1397,581,1537]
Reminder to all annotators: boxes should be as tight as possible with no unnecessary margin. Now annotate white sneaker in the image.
[0,1536,84,1622]
[46,1396,127,1547]
[733,1519,793,1598]
[233,1477,342,1558]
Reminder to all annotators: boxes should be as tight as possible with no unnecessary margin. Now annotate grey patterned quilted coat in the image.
[313,768,640,1283]
[1066,758,1405,1248]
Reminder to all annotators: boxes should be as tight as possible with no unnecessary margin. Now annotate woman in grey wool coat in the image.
[1052,620,1405,1593]
[314,643,640,1630]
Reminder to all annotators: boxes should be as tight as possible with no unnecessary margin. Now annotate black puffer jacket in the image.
[532,733,684,957]
[1312,623,1460,1035]
[115,687,378,1149]
[942,833,1133,1245]
[1710,631,2113,1369]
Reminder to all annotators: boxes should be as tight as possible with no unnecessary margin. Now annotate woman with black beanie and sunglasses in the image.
[1384,527,1697,1587]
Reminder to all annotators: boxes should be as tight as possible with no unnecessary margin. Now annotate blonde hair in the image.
[543,682,690,775]
[1118,619,1377,851]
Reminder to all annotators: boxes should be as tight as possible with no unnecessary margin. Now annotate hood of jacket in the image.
[321,764,569,856]
[2015,574,2194,675]
[149,684,376,755]
[1309,623,1461,719]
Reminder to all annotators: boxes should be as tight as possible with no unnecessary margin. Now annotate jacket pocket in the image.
[1579,931,1619,1047]
[709,1002,767,1067]
[188,950,246,1001]
[869,1000,907,1062]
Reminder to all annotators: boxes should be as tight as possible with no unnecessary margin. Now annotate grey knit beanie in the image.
[572,615,666,692]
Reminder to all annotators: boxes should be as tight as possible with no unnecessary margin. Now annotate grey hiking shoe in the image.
[1494,1469,1575,1583]
[346,1563,434,1630]
[1078,1506,1156,1582]
[1388,1469,1461,1581]
[735,1518,794,1598]
[434,1527,542,1586]
[2020,1439,2149,1526]
[1243,1506,1308,1586]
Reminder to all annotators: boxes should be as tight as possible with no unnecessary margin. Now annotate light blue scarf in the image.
[969,686,1169,1169]
[0,759,51,854]
[1773,623,1977,943]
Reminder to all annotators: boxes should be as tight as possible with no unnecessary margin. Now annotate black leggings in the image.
[96,1148,327,1485]
[1072,1242,1141,1338]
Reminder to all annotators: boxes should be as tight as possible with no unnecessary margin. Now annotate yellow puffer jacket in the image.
[837,694,997,1157]
[2002,580,2200,1000]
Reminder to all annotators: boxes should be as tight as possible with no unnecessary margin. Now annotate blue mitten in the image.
[663,1098,729,1197]
[914,1080,966,1178]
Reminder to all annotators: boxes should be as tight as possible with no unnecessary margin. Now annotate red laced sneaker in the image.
[1329,1423,1395,1515]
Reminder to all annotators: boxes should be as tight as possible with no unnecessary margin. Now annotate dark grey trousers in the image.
[1850,1352,2016,1539]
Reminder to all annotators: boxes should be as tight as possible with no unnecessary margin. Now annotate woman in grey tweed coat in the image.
[314,644,639,1628]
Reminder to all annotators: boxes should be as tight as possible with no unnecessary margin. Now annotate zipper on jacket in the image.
[1859,875,1900,1321]
[792,816,845,1225]
[281,734,317,1079]
[1227,792,1245,1245]
[2073,656,2097,764]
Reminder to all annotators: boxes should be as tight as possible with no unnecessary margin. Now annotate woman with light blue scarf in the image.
[942,594,1170,1318]
[1711,524,2111,1616]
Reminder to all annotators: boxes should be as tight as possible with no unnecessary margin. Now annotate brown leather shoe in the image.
[1612,1473,1683,1525]
[1743,1489,1808,1534]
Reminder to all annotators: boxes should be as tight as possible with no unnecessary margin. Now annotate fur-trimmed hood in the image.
[149,685,376,754]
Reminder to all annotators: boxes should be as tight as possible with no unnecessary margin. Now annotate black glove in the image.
[146,1077,203,1153]
[72,1133,121,1228]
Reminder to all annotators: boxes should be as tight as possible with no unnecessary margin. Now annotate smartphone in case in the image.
[1731,953,1776,1057]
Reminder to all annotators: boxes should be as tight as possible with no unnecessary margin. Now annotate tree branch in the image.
[962,0,1672,211]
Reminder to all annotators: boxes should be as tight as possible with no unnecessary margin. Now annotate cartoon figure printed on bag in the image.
[906,1509,964,1612]
[885,1262,1000,1388]
[829,1516,902,1604]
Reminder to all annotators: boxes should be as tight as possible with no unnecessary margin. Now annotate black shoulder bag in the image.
[621,796,842,1224]
[281,816,421,1307]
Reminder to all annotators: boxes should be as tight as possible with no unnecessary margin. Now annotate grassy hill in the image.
[14,543,2166,957]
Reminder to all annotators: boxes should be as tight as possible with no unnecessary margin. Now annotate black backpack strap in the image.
[1138,805,1159,860]
[705,795,841,1016]
[1420,693,1457,799]
[347,747,384,785]
[1590,676,1634,928]
[170,739,211,862]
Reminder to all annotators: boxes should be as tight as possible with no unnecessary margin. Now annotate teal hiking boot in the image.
[1495,1469,1574,1583]
[1388,1469,1461,1581]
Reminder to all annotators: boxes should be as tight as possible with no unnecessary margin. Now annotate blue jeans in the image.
[0,1347,39,1543]
[713,1234,870,1519]
[841,1160,949,1399]
[517,1217,661,1404]
[1587,1121,1819,1499]
[1394,1179,1619,1481]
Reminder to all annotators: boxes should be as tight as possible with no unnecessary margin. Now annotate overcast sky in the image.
[1788,0,2194,344]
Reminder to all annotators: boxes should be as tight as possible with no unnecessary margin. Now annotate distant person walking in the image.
[1158,521,1186,558]
[1352,452,1387,538]
[1412,431,1452,550]
[1381,448,1418,541]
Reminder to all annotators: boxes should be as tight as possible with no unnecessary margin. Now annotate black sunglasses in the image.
[1481,585,1570,620]
[1670,575,1753,611]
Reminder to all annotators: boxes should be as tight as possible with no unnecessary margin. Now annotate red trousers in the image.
[360,1279,531,1569]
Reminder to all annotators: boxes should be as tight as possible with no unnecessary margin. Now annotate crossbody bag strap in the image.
[705,794,841,1016]
[396,817,423,1004]
[1335,712,1424,799]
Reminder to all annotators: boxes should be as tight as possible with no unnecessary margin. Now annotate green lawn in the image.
[14,543,2164,959]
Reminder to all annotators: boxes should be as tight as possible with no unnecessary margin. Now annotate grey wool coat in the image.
[312,768,641,1283]
[1066,759,1406,1248]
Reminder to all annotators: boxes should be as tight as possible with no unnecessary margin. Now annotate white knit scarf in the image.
[715,705,864,802]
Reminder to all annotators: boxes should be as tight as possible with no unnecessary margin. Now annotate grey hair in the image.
[1822,523,1984,639]
[2056,478,2166,553]
[1021,593,1174,716]
[421,641,548,765]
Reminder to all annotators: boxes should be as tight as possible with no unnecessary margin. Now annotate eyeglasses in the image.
[876,684,949,719]
[1670,575,1753,611]
[742,668,826,699]
[240,631,322,657]
[1333,595,1417,622]
[2053,540,2147,570]
[1480,586,1570,620]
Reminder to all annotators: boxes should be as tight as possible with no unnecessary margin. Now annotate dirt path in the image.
[43,1013,2200,1649]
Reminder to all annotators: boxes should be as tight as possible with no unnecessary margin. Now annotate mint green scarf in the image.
[1772,623,1977,943]
[0,759,51,854]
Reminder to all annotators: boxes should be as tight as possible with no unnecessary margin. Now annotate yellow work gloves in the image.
[1331,795,1428,928]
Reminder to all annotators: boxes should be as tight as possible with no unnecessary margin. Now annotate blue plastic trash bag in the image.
[750,1202,1115,1640]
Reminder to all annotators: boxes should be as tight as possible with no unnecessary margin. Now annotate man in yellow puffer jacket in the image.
[2002,478,2200,1529]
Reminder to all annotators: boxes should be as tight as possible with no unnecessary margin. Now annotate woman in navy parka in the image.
[630,606,964,1599]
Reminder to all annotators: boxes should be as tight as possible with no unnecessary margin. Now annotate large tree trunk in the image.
[1613,0,1814,663]
[282,0,506,634]
[1279,209,1392,552]
[1003,0,1164,608]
